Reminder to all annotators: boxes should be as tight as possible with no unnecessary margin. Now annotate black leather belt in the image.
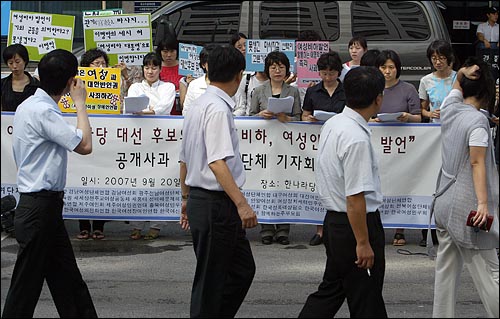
[22,190,64,199]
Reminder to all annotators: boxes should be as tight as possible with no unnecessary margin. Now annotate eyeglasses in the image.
[431,55,447,62]
[269,65,286,72]
[90,60,107,67]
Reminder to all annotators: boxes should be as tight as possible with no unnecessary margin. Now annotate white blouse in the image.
[127,79,176,115]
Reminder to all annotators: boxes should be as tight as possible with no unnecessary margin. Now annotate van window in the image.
[352,1,430,40]
[259,1,339,41]
[166,2,242,45]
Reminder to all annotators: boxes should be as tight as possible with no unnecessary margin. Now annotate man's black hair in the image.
[38,49,78,96]
[207,45,245,83]
[344,66,385,109]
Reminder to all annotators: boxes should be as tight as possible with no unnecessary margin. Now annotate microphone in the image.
[1,195,17,214]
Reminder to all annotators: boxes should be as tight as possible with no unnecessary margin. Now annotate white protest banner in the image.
[1,114,441,228]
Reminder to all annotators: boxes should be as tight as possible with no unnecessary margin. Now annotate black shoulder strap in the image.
[244,73,252,96]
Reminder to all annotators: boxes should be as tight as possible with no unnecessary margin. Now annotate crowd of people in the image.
[1,6,499,318]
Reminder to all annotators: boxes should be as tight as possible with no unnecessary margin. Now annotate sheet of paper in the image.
[313,110,337,121]
[124,95,149,114]
[377,112,403,122]
[267,96,294,114]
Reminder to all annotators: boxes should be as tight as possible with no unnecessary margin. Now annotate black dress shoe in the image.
[262,236,273,245]
[277,236,290,245]
[309,234,323,246]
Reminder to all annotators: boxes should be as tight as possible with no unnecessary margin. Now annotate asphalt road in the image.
[1,221,491,318]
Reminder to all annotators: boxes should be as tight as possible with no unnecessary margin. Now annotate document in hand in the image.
[313,110,337,121]
[124,95,150,114]
[377,112,403,122]
[267,96,294,114]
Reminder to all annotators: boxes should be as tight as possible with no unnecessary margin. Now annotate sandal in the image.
[130,229,142,240]
[393,232,406,246]
[92,230,105,240]
[77,230,90,240]
[144,228,160,240]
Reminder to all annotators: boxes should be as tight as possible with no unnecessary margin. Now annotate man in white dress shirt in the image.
[299,66,388,318]
[2,49,96,318]
[179,45,258,318]
[476,6,499,50]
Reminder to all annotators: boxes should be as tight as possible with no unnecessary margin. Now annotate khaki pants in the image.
[433,227,499,318]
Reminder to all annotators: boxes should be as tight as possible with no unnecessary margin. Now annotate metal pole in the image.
[102,1,106,10]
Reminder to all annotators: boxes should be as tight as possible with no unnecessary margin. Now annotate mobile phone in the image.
[466,211,494,232]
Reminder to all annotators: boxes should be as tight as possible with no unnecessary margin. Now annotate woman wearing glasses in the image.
[419,40,457,123]
[417,41,457,247]
[76,48,110,240]
[249,51,301,245]
[80,48,109,68]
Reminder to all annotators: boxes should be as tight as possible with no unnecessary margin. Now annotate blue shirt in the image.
[12,88,82,192]
[179,85,245,191]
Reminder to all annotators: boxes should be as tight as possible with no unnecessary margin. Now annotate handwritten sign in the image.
[8,10,74,61]
[178,42,204,77]
[83,14,153,66]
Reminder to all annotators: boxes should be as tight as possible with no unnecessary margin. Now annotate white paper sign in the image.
[124,95,149,113]
[313,110,337,121]
[377,112,403,122]
[267,96,294,114]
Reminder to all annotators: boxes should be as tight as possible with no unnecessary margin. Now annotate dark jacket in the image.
[1,71,40,111]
